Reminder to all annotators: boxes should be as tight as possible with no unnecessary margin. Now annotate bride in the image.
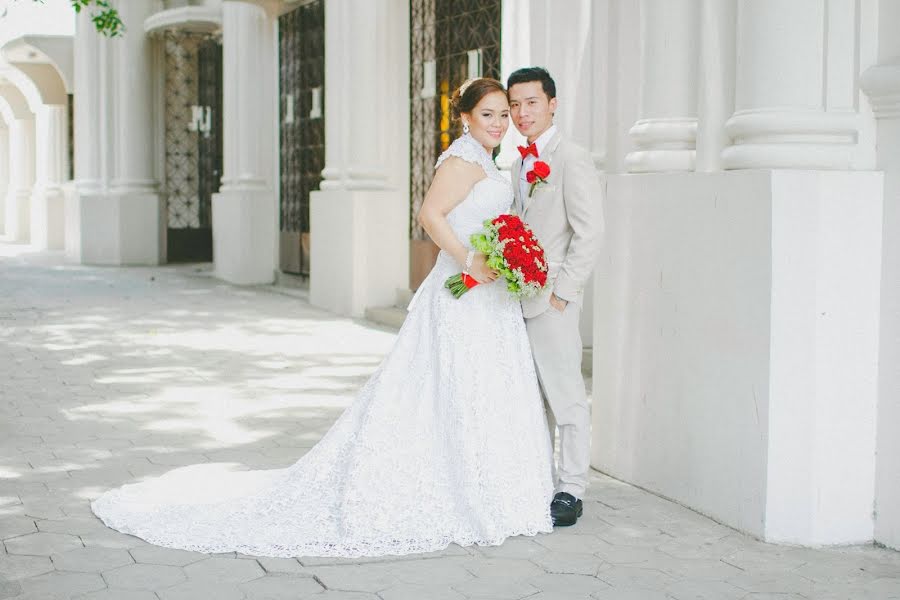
[91,78,555,558]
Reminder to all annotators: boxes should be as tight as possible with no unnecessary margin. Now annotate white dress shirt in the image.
[518,124,558,205]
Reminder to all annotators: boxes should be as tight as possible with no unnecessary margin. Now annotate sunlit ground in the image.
[2,242,899,600]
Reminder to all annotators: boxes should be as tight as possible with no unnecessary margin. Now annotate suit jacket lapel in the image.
[523,130,562,216]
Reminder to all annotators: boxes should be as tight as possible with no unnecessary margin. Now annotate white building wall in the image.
[592,0,887,546]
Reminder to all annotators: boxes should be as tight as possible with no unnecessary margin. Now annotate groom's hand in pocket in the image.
[550,293,568,313]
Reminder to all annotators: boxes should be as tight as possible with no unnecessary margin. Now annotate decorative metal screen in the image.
[410,0,502,241]
[163,32,223,262]
[197,37,223,231]
[278,0,325,275]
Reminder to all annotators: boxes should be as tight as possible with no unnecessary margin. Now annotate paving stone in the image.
[665,578,746,599]
[5,532,83,555]
[36,518,111,536]
[0,516,36,540]
[239,574,324,598]
[462,556,544,579]
[79,529,148,549]
[527,572,611,596]
[73,590,159,600]
[0,578,22,599]
[312,563,399,592]
[595,525,672,548]
[16,571,106,597]
[257,557,309,574]
[383,558,474,586]
[595,564,677,591]
[3,249,900,600]
[102,562,187,590]
[0,554,54,581]
[183,557,265,583]
[451,576,538,599]
[52,546,133,572]
[129,545,208,567]
[591,590,670,600]
[525,594,600,600]
[378,584,466,600]
[313,593,380,600]
[726,571,816,596]
[474,536,549,559]
[530,551,604,575]
[157,580,246,600]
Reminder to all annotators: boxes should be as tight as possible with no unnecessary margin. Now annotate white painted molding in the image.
[144,6,222,35]
[861,63,900,120]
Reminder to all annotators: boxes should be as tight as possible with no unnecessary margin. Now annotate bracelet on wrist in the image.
[463,250,475,274]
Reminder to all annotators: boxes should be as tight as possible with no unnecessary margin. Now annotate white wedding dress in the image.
[91,134,555,558]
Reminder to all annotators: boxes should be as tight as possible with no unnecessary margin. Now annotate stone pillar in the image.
[73,7,103,193]
[0,125,8,233]
[625,0,700,173]
[66,6,104,262]
[68,1,161,264]
[31,104,67,249]
[107,0,162,264]
[695,0,736,172]
[722,0,861,169]
[310,0,409,316]
[862,59,900,551]
[212,0,278,284]
[5,117,35,243]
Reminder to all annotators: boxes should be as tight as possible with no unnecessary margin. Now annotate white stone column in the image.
[625,0,700,173]
[0,125,8,233]
[5,117,35,243]
[722,0,861,169]
[212,0,278,284]
[862,59,900,551]
[695,0,736,172]
[107,0,162,264]
[73,7,103,193]
[67,7,108,263]
[31,104,67,249]
[310,0,409,317]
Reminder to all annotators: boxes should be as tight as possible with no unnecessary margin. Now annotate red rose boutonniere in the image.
[526,160,551,197]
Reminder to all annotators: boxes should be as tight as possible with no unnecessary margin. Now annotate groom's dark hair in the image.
[507,67,557,100]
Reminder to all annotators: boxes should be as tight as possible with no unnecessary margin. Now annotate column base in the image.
[211,187,277,285]
[64,188,163,265]
[309,188,409,317]
[594,169,882,546]
[30,185,65,250]
[5,188,31,243]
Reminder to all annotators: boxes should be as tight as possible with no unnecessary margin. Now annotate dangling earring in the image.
[463,122,470,135]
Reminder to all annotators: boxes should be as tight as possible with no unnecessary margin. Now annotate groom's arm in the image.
[554,144,604,303]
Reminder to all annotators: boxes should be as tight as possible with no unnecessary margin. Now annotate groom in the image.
[507,67,603,527]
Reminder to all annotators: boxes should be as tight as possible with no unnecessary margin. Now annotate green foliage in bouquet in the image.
[471,219,521,295]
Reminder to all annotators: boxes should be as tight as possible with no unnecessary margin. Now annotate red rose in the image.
[525,170,537,184]
[533,161,551,179]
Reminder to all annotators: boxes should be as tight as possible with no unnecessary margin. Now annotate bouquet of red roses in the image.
[445,214,549,299]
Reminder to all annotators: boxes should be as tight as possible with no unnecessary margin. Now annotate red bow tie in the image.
[517,143,539,159]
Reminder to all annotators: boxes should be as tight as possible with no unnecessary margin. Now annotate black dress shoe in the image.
[550,492,583,527]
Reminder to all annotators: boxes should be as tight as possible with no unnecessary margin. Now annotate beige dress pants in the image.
[525,302,591,499]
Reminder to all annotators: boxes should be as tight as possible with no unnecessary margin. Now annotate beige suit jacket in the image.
[512,131,604,319]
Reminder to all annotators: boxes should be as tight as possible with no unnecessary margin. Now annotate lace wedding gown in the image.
[91,134,555,558]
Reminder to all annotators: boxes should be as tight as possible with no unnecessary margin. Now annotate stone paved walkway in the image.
[1,241,899,600]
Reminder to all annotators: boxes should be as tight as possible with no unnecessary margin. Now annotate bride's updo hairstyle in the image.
[450,77,506,121]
